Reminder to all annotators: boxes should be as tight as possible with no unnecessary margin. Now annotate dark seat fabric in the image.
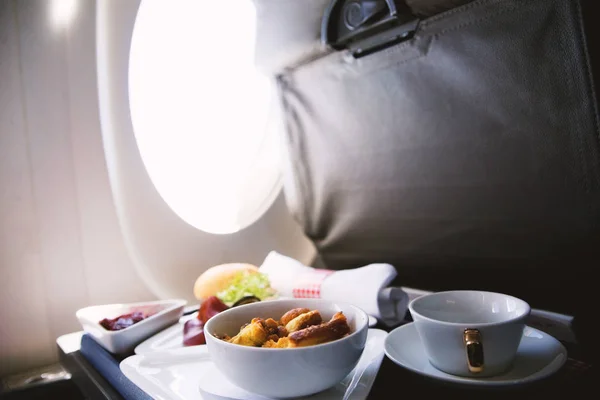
[275,0,600,341]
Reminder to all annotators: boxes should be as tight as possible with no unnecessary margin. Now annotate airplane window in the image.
[128,0,281,234]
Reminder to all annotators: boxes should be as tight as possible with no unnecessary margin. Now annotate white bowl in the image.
[76,299,186,354]
[204,298,369,399]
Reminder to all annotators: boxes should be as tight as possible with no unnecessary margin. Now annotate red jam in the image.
[99,311,148,331]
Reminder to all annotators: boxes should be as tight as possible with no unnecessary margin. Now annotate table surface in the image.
[57,320,595,400]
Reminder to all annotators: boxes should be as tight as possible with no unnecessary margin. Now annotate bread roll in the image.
[193,263,259,301]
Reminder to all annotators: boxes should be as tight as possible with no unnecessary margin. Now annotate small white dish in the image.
[134,312,378,355]
[76,299,186,355]
[121,328,388,400]
[384,323,567,386]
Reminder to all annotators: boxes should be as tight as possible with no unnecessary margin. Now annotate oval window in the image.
[128,0,282,234]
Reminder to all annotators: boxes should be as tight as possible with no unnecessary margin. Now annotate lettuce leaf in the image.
[216,271,277,305]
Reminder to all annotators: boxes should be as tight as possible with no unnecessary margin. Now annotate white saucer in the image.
[384,323,567,386]
[122,329,388,400]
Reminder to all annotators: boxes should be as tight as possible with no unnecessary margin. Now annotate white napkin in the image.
[259,251,409,327]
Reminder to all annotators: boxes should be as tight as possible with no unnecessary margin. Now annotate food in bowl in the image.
[215,307,351,348]
[204,298,369,398]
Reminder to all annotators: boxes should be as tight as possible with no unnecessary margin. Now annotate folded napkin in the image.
[259,251,409,327]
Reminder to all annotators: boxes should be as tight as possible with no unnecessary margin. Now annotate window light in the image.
[128,0,282,234]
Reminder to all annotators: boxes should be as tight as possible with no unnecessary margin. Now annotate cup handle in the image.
[463,329,484,373]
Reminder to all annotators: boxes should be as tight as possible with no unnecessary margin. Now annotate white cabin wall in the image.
[1,0,319,378]
[0,0,154,377]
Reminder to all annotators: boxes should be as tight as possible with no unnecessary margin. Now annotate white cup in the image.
[409,290,530,377]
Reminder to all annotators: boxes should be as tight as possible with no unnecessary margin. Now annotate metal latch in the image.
[322,0,420,58]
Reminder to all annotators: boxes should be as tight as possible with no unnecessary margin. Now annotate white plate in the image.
[76,299,187,355]
[384,323,567,386]
[121,329,387,400]
[134,313,196,354]
[135,312,378,355]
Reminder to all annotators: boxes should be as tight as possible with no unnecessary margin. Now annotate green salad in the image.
[216,270,277,306]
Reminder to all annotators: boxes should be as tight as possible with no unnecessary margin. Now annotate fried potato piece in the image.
[263,318,285,342]
[227,318,268,347]
[277,325,288,338]
[263,318,280,332]
[288,312,350,348]
[285,310,322,333]
[220,309,352,349]
[280,308,311,326]
[262,337,292,348]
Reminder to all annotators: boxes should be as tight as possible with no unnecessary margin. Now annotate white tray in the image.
[121,329,388,400]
